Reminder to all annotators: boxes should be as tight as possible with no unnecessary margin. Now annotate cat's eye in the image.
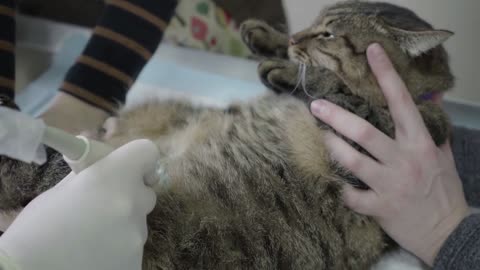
[319,32,335,39]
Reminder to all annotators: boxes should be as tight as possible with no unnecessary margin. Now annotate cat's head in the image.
[288,0,454,106]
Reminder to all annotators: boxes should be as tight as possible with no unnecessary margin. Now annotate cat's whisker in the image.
[290,63,304,95]
[300,64,316,99]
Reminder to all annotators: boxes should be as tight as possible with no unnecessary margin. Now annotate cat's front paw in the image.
[258,59,299,94]
[240,19,289,58]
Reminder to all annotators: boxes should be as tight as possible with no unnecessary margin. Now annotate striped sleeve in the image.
[60,0,178,113]
[0,0,15,102]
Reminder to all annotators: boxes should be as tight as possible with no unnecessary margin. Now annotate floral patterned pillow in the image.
[164,0,250,58]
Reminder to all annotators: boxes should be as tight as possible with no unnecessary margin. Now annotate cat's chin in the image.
[287,46,311,65]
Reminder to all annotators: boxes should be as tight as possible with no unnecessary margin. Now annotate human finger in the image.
[325,133,386,189]
[87,139,160,186]
[440,140,455,163]
[367,44,429,140]
[135,186,158,215]
[342,185,380,216]
[311,100,396,164]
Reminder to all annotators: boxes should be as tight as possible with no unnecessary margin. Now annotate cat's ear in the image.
[389,27,454,56]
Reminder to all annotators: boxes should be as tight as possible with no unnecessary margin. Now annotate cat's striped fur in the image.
[0,1,453,269]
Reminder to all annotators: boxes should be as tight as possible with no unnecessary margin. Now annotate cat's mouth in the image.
[288,46,312,66]
[289,47,339,72]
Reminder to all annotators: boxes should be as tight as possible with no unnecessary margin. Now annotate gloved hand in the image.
[311,44,470,266]
[0,139,159,270]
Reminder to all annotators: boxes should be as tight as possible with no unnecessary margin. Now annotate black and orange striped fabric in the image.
[60,0,178,113]
[0,0,177,112]
[0,0,15,100]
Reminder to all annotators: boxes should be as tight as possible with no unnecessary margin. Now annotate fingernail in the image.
[311,100,329,117]
[367,43,385,61]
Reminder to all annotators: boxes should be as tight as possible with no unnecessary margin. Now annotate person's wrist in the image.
[416,205,470,266]
[41,92,110,134]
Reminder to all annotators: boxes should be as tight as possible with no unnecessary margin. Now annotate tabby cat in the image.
[0,1,453,269]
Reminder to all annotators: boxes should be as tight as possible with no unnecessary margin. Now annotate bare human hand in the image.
[310,44,470,265]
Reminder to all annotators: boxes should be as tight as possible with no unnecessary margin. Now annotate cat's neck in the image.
[341,75,386,106]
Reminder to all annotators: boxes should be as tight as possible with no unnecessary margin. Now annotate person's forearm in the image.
[452,126,480,207]
[433,214,480,270]
[60,0,178,113]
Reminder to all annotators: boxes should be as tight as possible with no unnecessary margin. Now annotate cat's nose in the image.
[289,38,298,46]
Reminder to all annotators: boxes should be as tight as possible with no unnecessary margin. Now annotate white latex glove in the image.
[310,44,470,266]
[0,139,159,270]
